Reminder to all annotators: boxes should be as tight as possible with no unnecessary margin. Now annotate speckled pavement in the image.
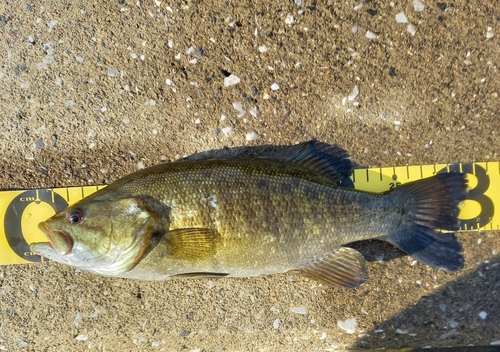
[0,0,499,350]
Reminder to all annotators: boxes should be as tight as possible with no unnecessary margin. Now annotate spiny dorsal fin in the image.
[301,247,369,288]
[265,141,353,184]
[167,228,220,261]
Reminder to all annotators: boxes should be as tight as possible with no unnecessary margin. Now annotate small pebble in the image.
[285,14,294,25]
[75,335,88,341]
[273,319,281,329]
[21,82,30,88]
[258,45,268,53]
[479,311,487,320]
[366,31,377,39]
[138,162,145,170]
[271,83,280,91]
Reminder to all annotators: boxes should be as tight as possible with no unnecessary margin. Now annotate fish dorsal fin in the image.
[167,228,220,261]
[301,247,369,288]
[265,141,353,184]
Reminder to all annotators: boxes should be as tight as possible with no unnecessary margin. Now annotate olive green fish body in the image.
[31,141,468,288]
[110,160,399,280]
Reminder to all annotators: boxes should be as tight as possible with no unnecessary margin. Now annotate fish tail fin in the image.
[385,172,468,272]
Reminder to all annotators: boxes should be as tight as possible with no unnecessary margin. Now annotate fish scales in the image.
[31,141,468,288]
[113,160,399,279]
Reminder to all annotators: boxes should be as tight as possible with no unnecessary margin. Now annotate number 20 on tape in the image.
[0,162,498,266]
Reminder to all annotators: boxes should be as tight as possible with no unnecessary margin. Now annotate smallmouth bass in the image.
[31,141,467,288]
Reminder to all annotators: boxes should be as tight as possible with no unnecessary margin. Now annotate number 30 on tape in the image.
[0,162,498,266]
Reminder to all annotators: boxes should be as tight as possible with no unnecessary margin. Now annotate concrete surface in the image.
[1,0,499,350]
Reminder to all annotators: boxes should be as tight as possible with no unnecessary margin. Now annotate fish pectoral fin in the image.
[167,228,220,261]
[171,272,230,279]
[301,247,369,288]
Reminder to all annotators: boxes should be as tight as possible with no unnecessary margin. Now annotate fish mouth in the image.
[32,222,74,256]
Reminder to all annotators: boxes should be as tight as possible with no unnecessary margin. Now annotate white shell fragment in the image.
[366,31,377,39]
[486,27,494,39]
[232,102,246,117]
[337,318,357,334]
[413,0,425,12]
[396,13,408,23]
[290,306,308,315]
[258,45,268,53]
[246,131,258,141]
[249,106,258,117]
[407,24,416,36]
[47,20,58,32]
[348,85,359,101]
[224,74,241,87]
[221,127,233,137]
[107,68,118,77]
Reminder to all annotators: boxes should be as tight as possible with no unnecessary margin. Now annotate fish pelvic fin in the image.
[301,247,369,288]
[385,172,468,272]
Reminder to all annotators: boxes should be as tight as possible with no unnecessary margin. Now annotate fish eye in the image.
[67,209,84,224]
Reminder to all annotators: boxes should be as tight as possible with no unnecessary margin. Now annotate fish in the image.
[30,141,468,288]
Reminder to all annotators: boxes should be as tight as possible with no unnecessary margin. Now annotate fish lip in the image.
[37,222,74,256]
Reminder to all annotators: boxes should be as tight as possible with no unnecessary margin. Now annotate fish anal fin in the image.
[301,247,369,288]
[167,228,220,261]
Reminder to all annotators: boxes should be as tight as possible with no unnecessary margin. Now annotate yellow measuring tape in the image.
[0,162,498,266]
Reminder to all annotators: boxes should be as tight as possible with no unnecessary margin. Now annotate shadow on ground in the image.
[354,257,500,349]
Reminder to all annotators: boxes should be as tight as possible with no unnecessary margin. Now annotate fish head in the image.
[31,196,163,276]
